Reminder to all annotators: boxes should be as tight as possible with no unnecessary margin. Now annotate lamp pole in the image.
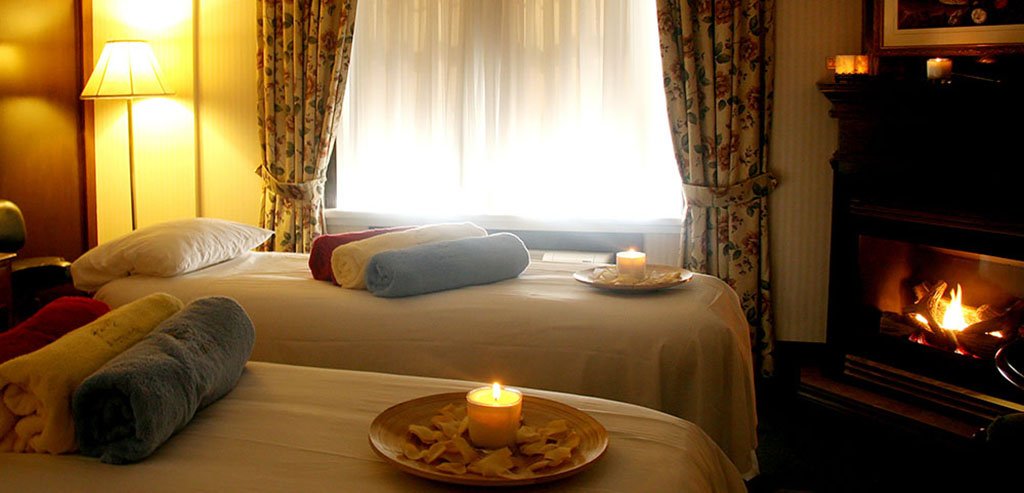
[126,99,137,230]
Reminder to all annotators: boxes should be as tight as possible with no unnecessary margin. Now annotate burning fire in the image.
[940,284,972,331]
[904,280,1021,359]
[909,283,1004,351]
[927,283,986,333]
[938,285,1002,338]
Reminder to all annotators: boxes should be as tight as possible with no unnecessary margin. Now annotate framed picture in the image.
[871,0,1024,55]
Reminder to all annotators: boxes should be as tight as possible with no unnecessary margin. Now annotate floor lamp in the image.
[80,40,174,230]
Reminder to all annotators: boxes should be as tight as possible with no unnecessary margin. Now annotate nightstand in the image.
[0,252,14,330]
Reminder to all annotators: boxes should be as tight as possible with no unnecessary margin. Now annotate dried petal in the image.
[540,419,568,439]
[527,459,552,472]
[435,462,467,475]
[437,419,461,439]
[402,441,425,460]
[516,425,542,444]
[451,436,479,464]
[440,403,466,420]
[424,442,447,463]
[408,424,442,444]
[519,441,557,456]
[543,446,573,467]
[431,414,454,429]
[468,447,514,477]
[558,431,581,450]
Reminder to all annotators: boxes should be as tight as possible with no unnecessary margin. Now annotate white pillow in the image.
[71,218,274,292]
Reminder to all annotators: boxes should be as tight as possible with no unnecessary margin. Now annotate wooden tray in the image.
[573,264,693,292]
[368,392,608,487]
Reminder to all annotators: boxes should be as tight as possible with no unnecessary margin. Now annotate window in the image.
[335,0,681,224]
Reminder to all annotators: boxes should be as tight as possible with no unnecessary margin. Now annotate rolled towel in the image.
[73,296,255,464]
[331,222,487,289]
[308,226,412,282]
[0,293,182,454]
[365,233,530,298]
[0,297,110,365]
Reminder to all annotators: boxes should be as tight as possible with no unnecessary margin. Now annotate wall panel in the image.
[769,0,863,342]
[196,0,261,224]
[0,0,88,260]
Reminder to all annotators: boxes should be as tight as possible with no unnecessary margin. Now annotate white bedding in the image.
[0,362,746,492]
[94,252,758,476]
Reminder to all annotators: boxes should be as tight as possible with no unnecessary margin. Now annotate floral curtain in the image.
[657,0,778,376]
[256,0,358,252]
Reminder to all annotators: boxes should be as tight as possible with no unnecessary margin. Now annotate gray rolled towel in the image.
[72,296,255,464]
[365,233,530,298]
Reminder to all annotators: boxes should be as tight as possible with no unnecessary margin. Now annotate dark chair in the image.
[0,200,73,323]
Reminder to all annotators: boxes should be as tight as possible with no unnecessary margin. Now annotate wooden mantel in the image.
[801,77,1024,441]
[818,78,1024,259]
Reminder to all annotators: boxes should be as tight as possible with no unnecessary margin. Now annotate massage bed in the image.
[0,362,744,492]
[91,252,759,477]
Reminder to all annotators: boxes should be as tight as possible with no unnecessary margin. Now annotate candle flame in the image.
[491,382,500,401]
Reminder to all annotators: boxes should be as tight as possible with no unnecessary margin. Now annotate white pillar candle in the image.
[926,58,952,80]
[466,383,522,449]
[616,250,647,280]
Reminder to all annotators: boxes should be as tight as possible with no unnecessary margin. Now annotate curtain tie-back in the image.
[683,173,778,209]
[256,165,325,202]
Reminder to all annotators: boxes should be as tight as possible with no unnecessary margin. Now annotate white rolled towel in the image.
[330,222,487,289]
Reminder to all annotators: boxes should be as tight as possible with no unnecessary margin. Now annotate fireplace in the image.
[863,237,1024,363]
[802,78,1024,439]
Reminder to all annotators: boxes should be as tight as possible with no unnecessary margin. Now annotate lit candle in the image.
[854,55,869,75]
[926,58,952,80]
[466,383,523,449]
[616,249,646,280]
[834,55,855,75]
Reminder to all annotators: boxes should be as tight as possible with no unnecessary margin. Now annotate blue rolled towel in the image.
[71,296,255,464]
[365,232,530,298]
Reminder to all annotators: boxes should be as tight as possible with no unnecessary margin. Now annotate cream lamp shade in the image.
[80,40,173,99]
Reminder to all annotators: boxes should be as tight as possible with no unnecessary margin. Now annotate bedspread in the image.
[94,252,758,477]
[0,362,745,492]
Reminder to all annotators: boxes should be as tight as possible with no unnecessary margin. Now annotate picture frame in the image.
[871,0,1024,56]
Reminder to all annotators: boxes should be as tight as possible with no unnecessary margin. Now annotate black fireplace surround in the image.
[810,78,1024,438]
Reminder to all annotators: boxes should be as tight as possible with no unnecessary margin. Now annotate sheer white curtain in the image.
[336,0,681,221]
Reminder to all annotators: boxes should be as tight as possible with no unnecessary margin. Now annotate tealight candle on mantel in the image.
[834,55,856,75]
[466,383,523,449]
[616,249,647,280]
[926,57,952,80]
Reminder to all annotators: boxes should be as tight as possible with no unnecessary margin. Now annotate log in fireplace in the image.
[801,77,1024,440]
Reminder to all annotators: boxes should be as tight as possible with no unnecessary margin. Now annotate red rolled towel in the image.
[308,226,412,282]
[0,296,110,364]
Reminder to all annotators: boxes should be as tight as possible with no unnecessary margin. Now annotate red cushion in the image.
[308,226,414,282]
[0,296,110,364]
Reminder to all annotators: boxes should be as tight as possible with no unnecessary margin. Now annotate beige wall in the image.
[769,0,863,342]
[196,0,261,225]
[89,0,261,244]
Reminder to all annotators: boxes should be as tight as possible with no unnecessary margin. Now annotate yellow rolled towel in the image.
[330,222,487,289]
[0,292,183,454]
